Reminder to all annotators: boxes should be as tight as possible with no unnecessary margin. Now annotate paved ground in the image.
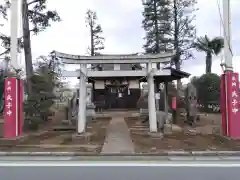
[101,117,134,153]
[1,161,240,180]
[2,155,240,161]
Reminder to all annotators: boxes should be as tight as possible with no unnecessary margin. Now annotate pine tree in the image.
[142,0,197,79]
[142,0,172,111]
[142,0,172,65]
[85,9,105,56]
[142,0,197,124]
[85,9,105,70]
[171,0,197,88]
[170,0,197,124]
[24,54,62,130]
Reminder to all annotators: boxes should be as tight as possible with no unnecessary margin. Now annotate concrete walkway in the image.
[101,117,134,154]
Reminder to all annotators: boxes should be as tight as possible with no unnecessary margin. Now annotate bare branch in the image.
[27,0,39,6]
[0,49,9,56]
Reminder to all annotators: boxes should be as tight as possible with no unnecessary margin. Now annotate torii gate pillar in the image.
[77,64,87,134]
[147,62,157,132]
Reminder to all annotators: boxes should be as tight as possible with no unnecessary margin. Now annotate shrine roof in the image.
[154,67,190,82]
[86,67,190,82]
[137,67,190,83]
[164,67,190,78]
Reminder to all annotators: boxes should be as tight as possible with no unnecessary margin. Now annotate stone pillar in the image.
[78,64,87,134]
[185,83,197,126]
[86,83,95,118]
[147,62,157,132]
[86,84,93,105]
[142,83,148,93]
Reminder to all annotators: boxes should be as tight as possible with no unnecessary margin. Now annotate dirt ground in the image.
[125,114,240,153]
[0,112,111,153]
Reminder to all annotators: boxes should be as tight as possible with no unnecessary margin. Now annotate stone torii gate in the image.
[53,51,175,134]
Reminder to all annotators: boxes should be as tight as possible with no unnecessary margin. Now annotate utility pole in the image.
[220,0,240,138]
[10,0,19,72]
[222,0,232,71]
[223,0,231,136]
[4,0,24,139]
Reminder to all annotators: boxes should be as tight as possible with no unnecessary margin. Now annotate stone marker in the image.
[137,87,172,131]
[185,83,198,126]
[64,84,96,127]
[86,84,96,120]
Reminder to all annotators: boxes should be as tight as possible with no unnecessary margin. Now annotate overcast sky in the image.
[0,0,240,85]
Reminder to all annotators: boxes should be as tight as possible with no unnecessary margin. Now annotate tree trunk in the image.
[175,59,181,89]
[173,59,181,124]
[153,0,160,55]
[173,0,180,90]
[153,0,160,110]
[22,0,33,95]
[3,57,9,76]
[206,52,212,74]
[172,0,180,124]
[90,22,98,70]
[90,24,94,56]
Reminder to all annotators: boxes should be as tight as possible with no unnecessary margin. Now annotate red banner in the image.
[3,77,23,139]
[221,72,240,139]
[4,77,18,138]
[228,72,240,138]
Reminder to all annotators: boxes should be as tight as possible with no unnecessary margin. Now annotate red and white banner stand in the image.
[4,77,23,139]
[220,72,240,139]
